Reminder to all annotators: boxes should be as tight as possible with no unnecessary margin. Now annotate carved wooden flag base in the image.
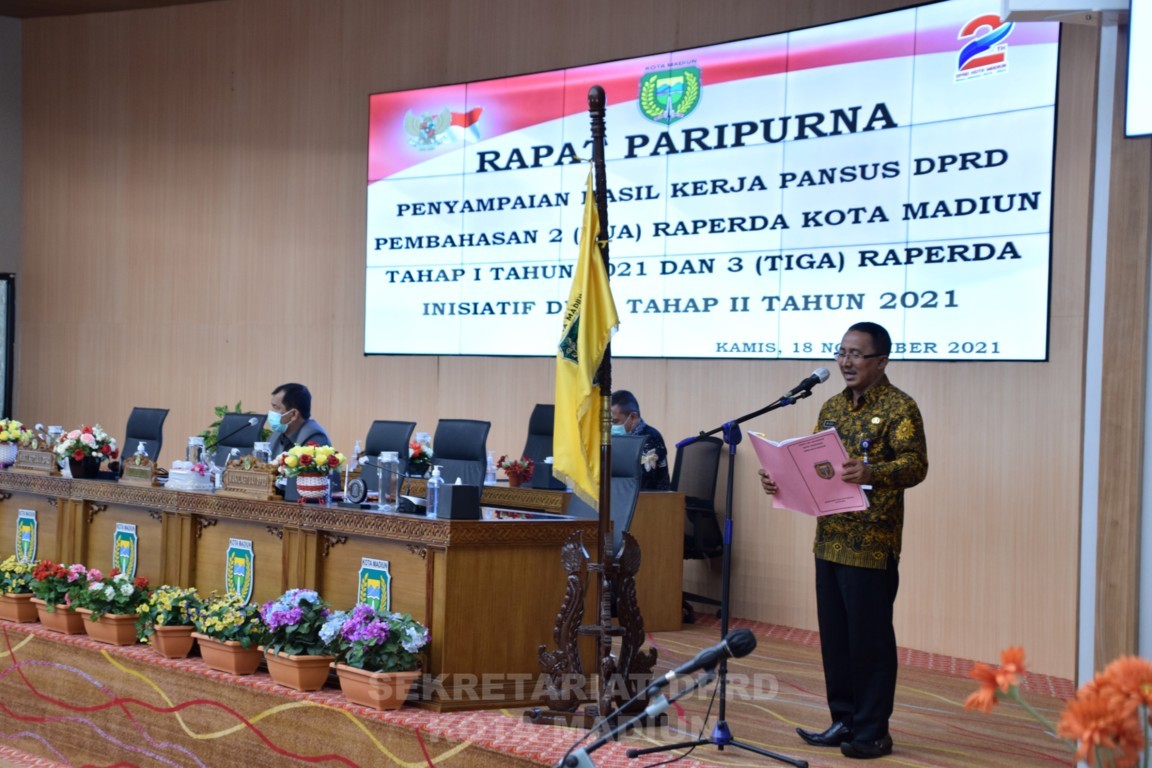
[523,530,663,732]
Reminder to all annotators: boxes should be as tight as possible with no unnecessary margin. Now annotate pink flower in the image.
[67,430,81,440]
[80,433,96,447]
[86,568,102,582]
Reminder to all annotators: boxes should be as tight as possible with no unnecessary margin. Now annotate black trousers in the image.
[814,555,900,742]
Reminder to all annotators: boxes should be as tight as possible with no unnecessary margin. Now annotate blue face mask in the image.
[610,424,627,436]
[267,410,288,433]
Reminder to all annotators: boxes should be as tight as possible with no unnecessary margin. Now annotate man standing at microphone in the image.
[760,322,927,759]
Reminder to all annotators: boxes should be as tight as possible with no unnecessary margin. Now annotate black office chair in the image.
[212,412,267,468]
[607,434,646,556]
[432,419,491,486]
[671,435,725,623]
[123,407,169,462]
[362,420,416,496]
[565,434,647,556]
[522,403,565,490]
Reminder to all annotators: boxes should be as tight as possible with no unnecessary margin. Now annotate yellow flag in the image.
[552,170,620,508]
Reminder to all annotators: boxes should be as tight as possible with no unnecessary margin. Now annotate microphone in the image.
[646,628,757,694]
[216,417,260,448]
[780,367,830,401]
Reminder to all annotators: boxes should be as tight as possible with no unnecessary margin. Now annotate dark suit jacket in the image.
[270,418,331,456]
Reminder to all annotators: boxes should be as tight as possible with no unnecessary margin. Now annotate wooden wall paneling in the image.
[1095,23,1152,667]
[0,492,60,564]
[13,0,1115,679]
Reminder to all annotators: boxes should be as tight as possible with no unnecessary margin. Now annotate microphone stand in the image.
[629,393,811,768]
[556,671,717,768]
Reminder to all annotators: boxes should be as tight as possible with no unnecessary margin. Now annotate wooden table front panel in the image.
[0,490,63,564]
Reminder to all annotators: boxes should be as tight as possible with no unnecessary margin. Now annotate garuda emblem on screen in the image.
[639,66,701,126]
[404,108,453,150]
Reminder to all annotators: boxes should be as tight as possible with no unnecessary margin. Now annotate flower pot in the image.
[295,474,330,503]
[0,442,18,467]
[77,609,139,646]
[30,598,87,635]
[0,592,39,623]
[68,456,101,479]
[334,664,419,710]
[507,475,522,487]
[151,624,197,659]
[192,633,263,675]
[264,649,335,692]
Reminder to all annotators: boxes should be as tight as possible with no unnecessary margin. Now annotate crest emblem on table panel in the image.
[358,557,392,612]
[226,538,255,605]
[114,523,138,580]
[16,510,37,564]
[815,461,835,480]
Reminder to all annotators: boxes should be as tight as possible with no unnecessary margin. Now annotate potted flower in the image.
[71,568,151,645]
[259,588,335,691]
[0,555,38,623]
[0,419,31,467]
[191,593,267,675]
[275,444,346,502]
[54,425,118,479]
[407,435,433,477]
[137,585,202,658]
[324,604,430,709]
[29,560,88,633]
[965,646,1152,768]
[497,454,535,487]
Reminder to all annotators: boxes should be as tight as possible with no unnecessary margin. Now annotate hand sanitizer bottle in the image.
[485,451,497,486]
[425,465,444,518]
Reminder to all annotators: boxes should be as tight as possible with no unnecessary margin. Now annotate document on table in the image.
[749,428,869,516]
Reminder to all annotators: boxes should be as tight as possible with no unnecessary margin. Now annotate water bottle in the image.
[186,436,206,465]
[377,451,400,513]
[425,465,444,518]
[485,451,497,486]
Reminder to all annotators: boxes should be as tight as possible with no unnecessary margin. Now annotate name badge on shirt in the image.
[822,420,837,429]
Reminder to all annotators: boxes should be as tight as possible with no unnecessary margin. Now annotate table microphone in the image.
[216,417,260,448]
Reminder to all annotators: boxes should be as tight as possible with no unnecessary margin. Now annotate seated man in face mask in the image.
[268,383,331,457]
[610,390,671,491]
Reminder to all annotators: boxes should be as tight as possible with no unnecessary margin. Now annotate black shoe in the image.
[840,735,894,759]
[796,721,852,747]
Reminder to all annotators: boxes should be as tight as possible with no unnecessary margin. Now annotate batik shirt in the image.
[813,376,928,569]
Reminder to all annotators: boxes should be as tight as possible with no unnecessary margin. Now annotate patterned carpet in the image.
[0,615,1076,768]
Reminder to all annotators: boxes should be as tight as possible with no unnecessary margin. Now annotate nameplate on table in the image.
[121,453,160,487]
[218,456,278,501]
[12,449,57,475]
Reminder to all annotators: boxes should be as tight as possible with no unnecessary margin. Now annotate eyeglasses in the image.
[834,350,885,362]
